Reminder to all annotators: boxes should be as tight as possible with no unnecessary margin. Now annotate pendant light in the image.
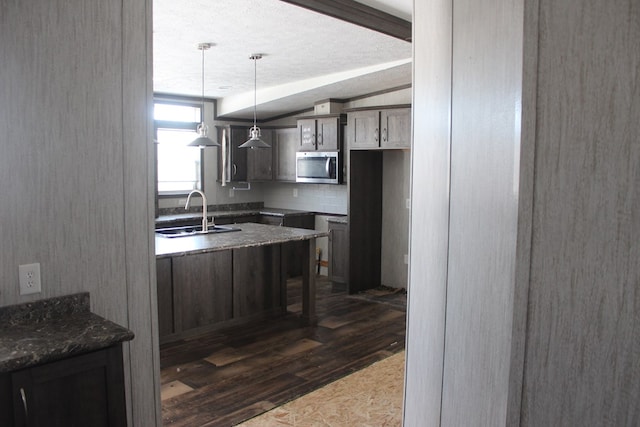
[188,42,220,148]
[239,54,270,149]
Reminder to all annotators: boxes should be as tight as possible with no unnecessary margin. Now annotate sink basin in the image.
[156,225,241,238]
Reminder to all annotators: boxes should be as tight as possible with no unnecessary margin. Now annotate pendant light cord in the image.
[253,55,257,129]
[201,46,206,119]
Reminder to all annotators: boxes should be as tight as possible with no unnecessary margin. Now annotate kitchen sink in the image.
[156,225,241,238]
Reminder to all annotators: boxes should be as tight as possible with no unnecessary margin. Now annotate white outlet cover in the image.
[19,263,42,295]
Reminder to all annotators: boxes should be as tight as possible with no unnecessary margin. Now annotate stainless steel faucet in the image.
[185,189,212,232]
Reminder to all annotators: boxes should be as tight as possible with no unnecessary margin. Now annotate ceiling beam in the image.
[279,0,411,42]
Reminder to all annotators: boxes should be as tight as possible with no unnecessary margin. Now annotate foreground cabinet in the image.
[3,345,127,427]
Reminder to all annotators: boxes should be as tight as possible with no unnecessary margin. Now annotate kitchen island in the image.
[156,222,327,343]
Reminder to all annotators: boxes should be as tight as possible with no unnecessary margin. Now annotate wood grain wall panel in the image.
[0,0,126,316]
[441,0,524,425]
[121,0,159,422]
[522,0,640,424]
[506,0,540,424]
[403,0,452,425]
[0,0,157,424]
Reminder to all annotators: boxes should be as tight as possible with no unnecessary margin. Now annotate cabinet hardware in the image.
[20,387,28,418]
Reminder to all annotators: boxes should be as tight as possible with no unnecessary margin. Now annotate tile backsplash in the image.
[263,183,347,215]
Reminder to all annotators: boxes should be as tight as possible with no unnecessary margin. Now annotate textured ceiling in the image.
[153,0,412,119]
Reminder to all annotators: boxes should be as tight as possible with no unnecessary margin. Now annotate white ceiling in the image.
[153,0,412,120]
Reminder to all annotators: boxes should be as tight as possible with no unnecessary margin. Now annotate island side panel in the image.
[232,246,282,318]
[172,251,233,332]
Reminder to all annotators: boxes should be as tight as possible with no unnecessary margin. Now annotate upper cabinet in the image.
[347,106,411,150]
[273,127,298,181]
[217,125,273,182]
[297,114,345,151]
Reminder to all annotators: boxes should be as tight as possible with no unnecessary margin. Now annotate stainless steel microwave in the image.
[296,151,341,184]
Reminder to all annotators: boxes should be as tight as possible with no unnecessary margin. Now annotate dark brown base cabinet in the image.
[157,245,284,343]
[328,220,349,286]
[1,345,127,427]
[259,214,315,277]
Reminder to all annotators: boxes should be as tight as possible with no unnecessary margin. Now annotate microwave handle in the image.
[326,157,331,176]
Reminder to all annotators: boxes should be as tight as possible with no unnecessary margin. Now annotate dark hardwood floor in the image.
[160,276,407,427]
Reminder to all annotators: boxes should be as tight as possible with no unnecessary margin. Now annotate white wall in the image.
[381,150,411,289]
[1,0,159,424]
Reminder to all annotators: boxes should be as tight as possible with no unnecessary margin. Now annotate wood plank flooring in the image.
[160,276,407,427]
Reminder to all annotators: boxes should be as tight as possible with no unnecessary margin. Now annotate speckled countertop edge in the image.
[156,207,316,226]
[155,222,328,259]
[0,293,134,373]
[326,215,348,224]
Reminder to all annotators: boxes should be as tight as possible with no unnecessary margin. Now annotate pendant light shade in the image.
[188,43,219,148]
[239,54,270,149]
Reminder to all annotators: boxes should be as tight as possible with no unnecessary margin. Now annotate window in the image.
[154,102,204,196]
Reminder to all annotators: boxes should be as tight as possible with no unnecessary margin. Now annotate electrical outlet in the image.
[404,254,409,265]
[229,188,235,198]
[178,198,187,206]
[19,263,41,295]
[293,188,298,198]
[406,198,411,209]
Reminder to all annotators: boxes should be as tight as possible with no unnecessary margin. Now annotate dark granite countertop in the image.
[0,293,134,373]
[156,207,315,227]
[156,222,328,259]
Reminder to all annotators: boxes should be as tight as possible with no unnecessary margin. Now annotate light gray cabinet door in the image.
[297,118,317,151]
[316,117,340,151]
[380,108,411,148]
[348,110,380,149]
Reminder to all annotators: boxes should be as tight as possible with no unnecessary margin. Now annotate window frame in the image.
[153,100,206,199]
